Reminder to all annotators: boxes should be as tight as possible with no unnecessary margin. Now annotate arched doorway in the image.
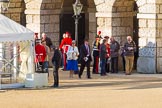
[60,12,85,48]
[133,1,139,69]
[60,0,96,48]
[19,1,26,27]
[112,0,139,70]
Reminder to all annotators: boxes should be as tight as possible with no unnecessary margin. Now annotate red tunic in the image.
[35,44,46,62]
[106,43,110,58]
[59,37,72,53]
[59,37,72,70]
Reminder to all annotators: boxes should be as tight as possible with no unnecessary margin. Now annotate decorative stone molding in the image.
[137,13,156,19]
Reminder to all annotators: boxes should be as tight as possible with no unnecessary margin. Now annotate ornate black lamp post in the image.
[73,0,83,46]
[0,0,10,13]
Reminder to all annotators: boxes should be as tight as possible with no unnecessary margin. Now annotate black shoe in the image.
[87,77,92,79]
[93,72,99,74]
[101,74,107,76]
[78,75,81,79]
[125,73,131,75]
[54,85,59,88]
[110,70,114,73]
[51,84,59,88]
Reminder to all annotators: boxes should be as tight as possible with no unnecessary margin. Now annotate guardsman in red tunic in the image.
[35,39,46,72]
[59,32,72,70]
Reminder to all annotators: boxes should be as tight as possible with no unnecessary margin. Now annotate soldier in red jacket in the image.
[59,32,72,70]
[35,39,46,72]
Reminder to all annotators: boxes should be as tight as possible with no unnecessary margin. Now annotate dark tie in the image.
[86,45,89,55]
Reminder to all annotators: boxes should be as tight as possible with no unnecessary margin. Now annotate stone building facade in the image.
[2,0,162,73]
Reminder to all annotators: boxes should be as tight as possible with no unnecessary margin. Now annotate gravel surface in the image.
[0,69,162,108]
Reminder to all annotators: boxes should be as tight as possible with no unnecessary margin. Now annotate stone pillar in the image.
[95,0,135,43]
[156,0,162,73]
[24,0,43,36]
[24,0,61,46]
[136,0,157,73]
[95,0,135,70]
[111,0,135,44]
[88,11,97,46]
[96,13,112,37]
[95,0,113,38]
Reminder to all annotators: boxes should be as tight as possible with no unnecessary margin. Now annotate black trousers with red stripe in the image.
[92,50,99,74]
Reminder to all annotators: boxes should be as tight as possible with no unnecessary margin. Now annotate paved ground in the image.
[1,69,162,108]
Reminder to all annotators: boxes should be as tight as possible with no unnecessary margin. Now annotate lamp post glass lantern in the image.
[73,0,83,46]
[0,0,10,13]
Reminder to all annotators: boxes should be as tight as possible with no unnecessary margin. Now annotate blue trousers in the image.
[100,59,106,75]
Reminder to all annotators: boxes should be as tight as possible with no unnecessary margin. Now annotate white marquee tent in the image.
[0,14,35,88]
[0,14,34,42]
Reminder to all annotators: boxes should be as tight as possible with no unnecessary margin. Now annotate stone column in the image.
[136,0,157,73]
[95,0,112,37]
[96,13,112,37]
[24,0,43,37]
[24,0,61,46]
[88,11,97,46]
[95,0,135,70]
[156,0,162,73]
[95,0,113,38]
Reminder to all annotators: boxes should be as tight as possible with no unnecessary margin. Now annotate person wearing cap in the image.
[59,31,72,70]
[92,35,100,74]
[104,36,110,73]
[41,33,53,49]
[66,40,79,78]
[78,38,92,79]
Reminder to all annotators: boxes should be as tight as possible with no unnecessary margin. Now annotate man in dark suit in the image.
[78,39,92,79]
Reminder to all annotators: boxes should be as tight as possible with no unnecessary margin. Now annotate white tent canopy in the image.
[0,14,35,85]
[0,14,34,42]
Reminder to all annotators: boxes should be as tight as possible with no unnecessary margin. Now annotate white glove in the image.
[84,57,88,62]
